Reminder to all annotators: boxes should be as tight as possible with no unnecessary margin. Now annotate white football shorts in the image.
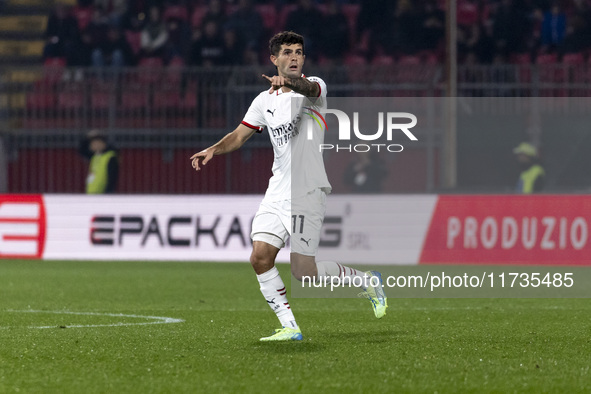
[251,188,326,256]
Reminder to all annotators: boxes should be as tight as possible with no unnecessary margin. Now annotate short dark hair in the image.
[269,31,304,56]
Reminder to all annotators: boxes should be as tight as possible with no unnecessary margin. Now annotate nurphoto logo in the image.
[305,107,418,153]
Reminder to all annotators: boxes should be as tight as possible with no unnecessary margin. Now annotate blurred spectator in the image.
[357,0,396,54]
[224,0,263,51]
[285,0,324,59]
[391,0,422,55]
[561,13,591,55]
[202,0,227,28]
[86,5,110,49]
[92,25,136,67]
[458,23,495,64]
[513,142,545,194]
[418,0,444,52]
[43,4,80,61]
[79,130,119,194]
[539,3,566,51]
[69,29,94,68]
[38,0,591,69]
[94,0,128,27]
[492,0,532,57]
[188,20,225,67]
[285,0,323,60]
[320,0,350,61]
[343,152,388,193]
[221,29,244,66]
[121,8,146,33]
[166,16,192,61]
[140,6,169,61]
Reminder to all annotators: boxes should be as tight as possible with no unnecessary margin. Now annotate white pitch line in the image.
[1,310,184,329]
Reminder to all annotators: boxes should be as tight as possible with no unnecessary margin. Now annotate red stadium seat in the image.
[535,53,558,96]
[42,57,67,84]
[344,54,368,83]
[562,53,584,65]
[423,52,440,65]
[536,53,558,64]
[57,89,85,111]
[91,90,111,110]
[163,56,185,85]
[511,53,532,83]
[371,55,395,65]
[121,88,148,110]
[26,91,55,110]
[163,5,188,22]
[398,55,421,65]
[138,57,164,84]
[344,53,367,66]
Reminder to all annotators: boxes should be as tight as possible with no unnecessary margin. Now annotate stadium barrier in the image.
[1,194,590,265]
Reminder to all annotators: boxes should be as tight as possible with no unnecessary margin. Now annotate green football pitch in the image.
[1,260,589,393]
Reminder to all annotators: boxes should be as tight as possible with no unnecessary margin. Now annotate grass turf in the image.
[0,260,590,393]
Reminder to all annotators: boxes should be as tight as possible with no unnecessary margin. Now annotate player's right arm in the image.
[190,123,257,171]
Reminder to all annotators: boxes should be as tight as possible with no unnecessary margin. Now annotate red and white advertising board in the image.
[1,194,590,265]
[419,195,591,265]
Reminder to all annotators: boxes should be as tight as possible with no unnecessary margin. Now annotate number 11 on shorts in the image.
[292,215,305,234]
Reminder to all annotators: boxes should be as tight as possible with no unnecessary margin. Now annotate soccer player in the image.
[190,31,387,341]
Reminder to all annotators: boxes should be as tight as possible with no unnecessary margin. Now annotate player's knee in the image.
[250,250,272,271]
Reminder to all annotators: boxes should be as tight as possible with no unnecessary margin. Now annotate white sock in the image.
[256,266,298,329]
[316,260,369,287]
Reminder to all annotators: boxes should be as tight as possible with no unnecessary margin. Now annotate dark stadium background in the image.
[0,0,590,194]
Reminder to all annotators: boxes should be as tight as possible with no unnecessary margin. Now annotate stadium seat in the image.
[138,57,164,84]
[121,86,148,110]
[398,55,421,65]
[90,90,111,111]
[344,54,368,84]
[26,91,55,110]
[57,88,85,111]
[510,53,532,83]
[562,53,584,65]
[163,5,188,22]
[42,57,67,84]
[423,52,440,65]
[559,53,586,95]
[535,53,558,64]
[344,53,367,66]
[535,53,558,96]
[371,55,395,65]
[118,84,150,127]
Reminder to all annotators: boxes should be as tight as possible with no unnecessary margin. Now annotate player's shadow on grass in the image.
[253,342,325,354]
[322,329,402,344]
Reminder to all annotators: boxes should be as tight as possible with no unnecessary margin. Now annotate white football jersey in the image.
[241,76,332,202]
